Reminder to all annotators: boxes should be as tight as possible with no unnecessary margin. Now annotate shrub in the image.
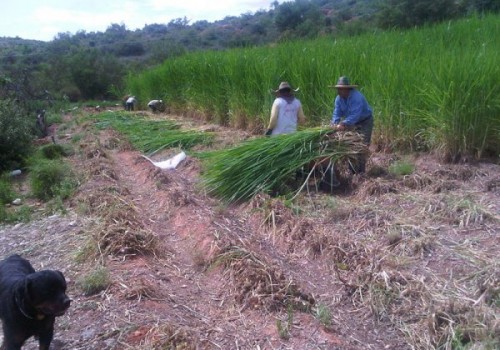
[29,159,76,200]
[38,144,73,159]
[0,99,34,171]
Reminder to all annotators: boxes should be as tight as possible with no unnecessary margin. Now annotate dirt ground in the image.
[0,108,498,350]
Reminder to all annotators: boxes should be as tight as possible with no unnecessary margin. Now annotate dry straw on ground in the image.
[211,245,315,312]
[75,138,159,260]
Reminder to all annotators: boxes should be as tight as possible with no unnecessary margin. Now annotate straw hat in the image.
[274,81,299,93]
[329,76,358,89]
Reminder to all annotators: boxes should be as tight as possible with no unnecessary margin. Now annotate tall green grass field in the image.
[126,15,500,159]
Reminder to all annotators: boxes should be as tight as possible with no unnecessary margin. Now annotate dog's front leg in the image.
[37,325,54,350]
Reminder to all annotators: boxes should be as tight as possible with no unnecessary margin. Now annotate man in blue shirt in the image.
[330,76,373,173]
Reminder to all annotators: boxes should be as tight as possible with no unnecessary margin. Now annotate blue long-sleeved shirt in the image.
[331,89,372,126]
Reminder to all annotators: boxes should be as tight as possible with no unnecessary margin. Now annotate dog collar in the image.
[15,294,35,320]
[14,294,45,320]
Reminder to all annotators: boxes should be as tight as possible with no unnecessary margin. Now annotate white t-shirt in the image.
[271,97,302,135]
[148,100,161,107]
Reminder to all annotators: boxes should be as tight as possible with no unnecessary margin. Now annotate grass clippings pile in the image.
[211,245,315,312]
[249,194,324,255]
[200,129,368,202]
[126,323,198,350]
[90,196,158,257]
[75,135,159,259]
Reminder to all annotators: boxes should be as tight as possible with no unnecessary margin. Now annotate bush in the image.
[38,144,73,159]
[29,159,76,200]
[61,85,82,102]
[0,100,34,171]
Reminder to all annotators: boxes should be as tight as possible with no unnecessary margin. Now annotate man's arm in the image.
[267,100,279,130]
[331,96,341,125]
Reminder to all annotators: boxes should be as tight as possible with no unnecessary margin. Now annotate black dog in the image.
[0,254,71,350]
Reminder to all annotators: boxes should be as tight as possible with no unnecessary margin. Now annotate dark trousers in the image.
[353,116,373,173]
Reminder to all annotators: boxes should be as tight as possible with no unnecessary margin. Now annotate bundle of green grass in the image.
[200,128,368,202]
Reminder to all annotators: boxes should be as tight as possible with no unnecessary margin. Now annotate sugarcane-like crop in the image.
[200,128,368,202]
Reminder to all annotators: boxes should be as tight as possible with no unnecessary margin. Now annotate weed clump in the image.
[314,303,332,328]
[388,159,415,176]
[78,266,111,295]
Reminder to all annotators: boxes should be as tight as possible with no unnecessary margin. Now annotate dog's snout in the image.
[63,297,71,309]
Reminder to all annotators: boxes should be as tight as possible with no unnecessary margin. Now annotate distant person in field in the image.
[148,99,164,113]
[330,76,373,173]
[265,81,305,136]
[125,96,136,111]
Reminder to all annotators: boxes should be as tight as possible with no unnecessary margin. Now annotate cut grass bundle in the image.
[200,129,368,202]
[92,112,213,153]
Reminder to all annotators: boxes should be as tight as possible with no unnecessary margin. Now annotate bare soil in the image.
[1,108,498,349]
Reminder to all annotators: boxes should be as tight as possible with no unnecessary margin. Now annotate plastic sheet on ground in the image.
[142,151,186,170]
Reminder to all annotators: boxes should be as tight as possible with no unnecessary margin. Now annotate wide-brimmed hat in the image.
[329,76,358,89]
[274,81,299,93]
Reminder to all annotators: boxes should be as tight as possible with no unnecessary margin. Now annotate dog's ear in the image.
[55,270,67,286]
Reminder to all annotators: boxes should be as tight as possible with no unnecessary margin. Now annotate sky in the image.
[1,0,280,42]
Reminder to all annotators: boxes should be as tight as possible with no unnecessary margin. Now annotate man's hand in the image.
[335,123,347,131]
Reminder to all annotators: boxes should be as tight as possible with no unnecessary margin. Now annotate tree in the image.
[68,48,124,100]
[376,0,460,29]
[465,0,500,12]
[275,0,323,36]
[0,99,33,171]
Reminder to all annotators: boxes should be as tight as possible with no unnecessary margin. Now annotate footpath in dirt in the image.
[0,108,498,350]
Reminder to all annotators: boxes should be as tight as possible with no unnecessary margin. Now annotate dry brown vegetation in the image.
[0,108,498,349]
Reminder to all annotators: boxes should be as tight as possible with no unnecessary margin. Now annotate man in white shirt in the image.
[125,96,136,111]
[148,99,164,113]
[266,82,305,136]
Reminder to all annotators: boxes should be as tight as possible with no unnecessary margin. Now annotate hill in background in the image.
[0,0,497,102]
